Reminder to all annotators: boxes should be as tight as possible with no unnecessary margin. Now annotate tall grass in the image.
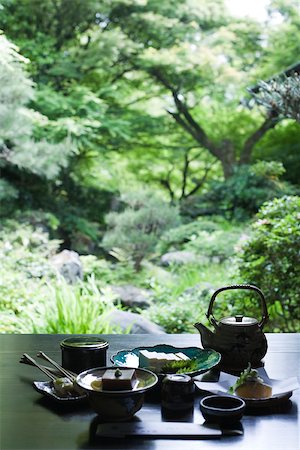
[34,276,124,334]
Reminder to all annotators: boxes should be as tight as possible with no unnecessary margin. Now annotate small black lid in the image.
[60,336,109,349]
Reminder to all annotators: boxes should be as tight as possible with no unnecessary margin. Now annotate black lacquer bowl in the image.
[200,395,245,424]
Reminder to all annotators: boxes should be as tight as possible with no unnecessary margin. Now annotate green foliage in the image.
[157,216,243,262]
[236,196,300,331]
[253,121,300,186]
[196,164,294,220]
[0,220,58,332]
[0,179,19,215]
[143,261,234,333]
[102,190,181,269]
[0,220,123,333]
[145,287,203,334]
[1,0,300,336]
[185,228,244,262]
[37,277,123,334]
[0,33,74,179]
[157,218,220,254]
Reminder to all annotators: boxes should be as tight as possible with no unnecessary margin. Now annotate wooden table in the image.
[0,333,299,450]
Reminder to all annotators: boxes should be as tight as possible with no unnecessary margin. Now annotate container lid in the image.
[163,374,192,383]
[220,315,258,326]
[60,336,109,349]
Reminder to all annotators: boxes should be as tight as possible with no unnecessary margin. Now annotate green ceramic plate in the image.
[111,344,221,377]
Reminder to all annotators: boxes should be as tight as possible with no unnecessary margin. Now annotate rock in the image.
[111,285,152,309]
[50,249,83,284]
[160,250,198,266]
[106,310,165,334]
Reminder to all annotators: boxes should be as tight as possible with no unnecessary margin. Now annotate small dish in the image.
[237,391,293,408]
[33,381,87,403]
[111,345,221,377]
[194,370,298,409]
[75,366,158,421]
[200,395,245,424]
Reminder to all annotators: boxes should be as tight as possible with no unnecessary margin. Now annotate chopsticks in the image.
[20,352,75,382]
[20,353,57,381]
[36,351,76,381]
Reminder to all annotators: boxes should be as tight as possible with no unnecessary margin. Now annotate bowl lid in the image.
[60,336,109,349]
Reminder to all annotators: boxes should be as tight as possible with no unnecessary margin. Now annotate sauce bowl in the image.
[200,395,245,424]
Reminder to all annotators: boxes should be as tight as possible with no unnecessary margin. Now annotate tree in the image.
[85,0,282,179]
[2,0,299,196]
[0,33,73,184]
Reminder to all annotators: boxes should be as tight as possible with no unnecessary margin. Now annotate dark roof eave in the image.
[248,61,300,94]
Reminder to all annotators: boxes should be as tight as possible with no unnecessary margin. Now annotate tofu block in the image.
[139,350,190,373]
[102,368,137,391]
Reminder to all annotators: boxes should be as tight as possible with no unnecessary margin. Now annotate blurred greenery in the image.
[0,0,299,333]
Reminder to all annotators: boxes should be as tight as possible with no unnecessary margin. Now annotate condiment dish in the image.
[200,394,245,424]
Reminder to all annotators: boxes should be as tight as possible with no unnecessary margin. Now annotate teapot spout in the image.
[194,322,214,348]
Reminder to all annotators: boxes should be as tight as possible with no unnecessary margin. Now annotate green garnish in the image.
[161,358,199,374]
[228,363,263,394]
[114,368,122,378]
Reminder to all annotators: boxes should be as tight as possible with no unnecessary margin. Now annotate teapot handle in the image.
[207,284,269,328]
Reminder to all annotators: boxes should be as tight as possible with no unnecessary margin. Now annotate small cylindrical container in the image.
[60,336,109,374]
[161,374,195,414]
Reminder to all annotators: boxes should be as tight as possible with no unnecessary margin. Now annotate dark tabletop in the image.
[0,333,299,450]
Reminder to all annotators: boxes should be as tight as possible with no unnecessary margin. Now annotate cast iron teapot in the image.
[194,285,269,372]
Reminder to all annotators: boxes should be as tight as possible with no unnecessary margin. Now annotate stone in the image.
[111,285,152,309]
[160,250,198,266]
[106,310,165,334]
[50,249,83,284]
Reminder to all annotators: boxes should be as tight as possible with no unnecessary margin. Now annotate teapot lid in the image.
[220,315,258,326]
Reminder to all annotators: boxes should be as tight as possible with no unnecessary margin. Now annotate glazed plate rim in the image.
[111,344,221,377]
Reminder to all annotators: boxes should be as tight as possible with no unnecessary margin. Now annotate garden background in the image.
[0,0,299,335]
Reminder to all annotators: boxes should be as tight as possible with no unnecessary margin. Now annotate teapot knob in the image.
[235,315,244,322]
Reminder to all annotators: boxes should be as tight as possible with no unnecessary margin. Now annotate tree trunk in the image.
[218,139,236,179]
[149,69,281,181]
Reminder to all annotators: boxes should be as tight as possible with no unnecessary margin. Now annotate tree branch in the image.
[160,168,175,203]
[184,162,216,198]
[240,115,281,164]
[150,68,221,159]
[181,149,190,199]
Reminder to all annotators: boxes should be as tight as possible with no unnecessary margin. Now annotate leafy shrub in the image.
[185,228,245,262]
[0,220,123,333]
[187,163,294,221]
[236,196,300,332]
[143,264,224,333]
[157,218,220,254]
[0,179,19,216]
[81,254,142,286]
[144,283,207,334]
[0,219,60,279]
[102,190,181,270]
[157,217,245,262]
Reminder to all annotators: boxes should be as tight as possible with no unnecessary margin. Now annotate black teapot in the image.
[194,285,269,372]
